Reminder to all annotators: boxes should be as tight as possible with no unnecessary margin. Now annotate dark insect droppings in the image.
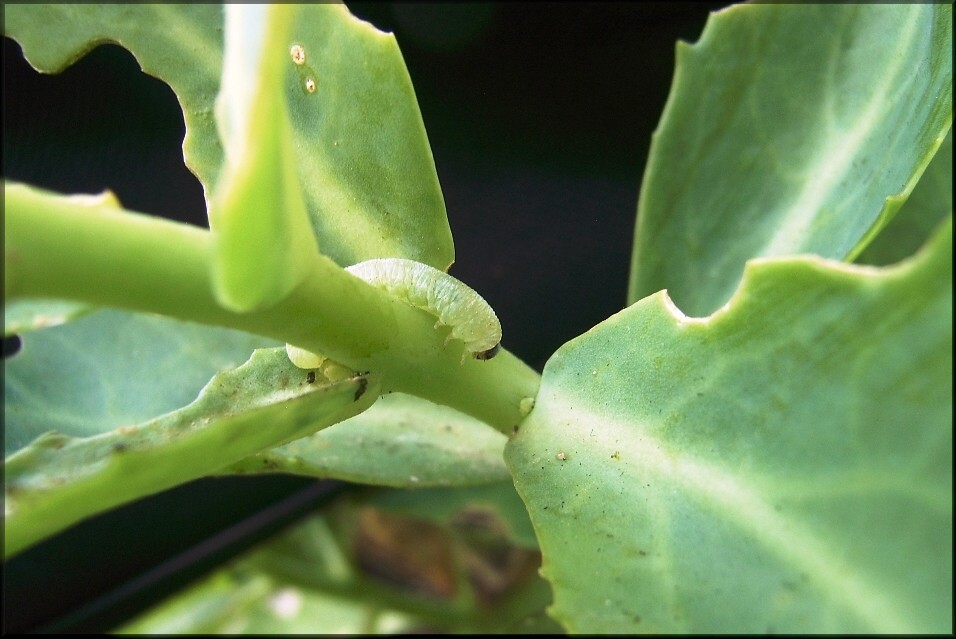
[354,376,369,401]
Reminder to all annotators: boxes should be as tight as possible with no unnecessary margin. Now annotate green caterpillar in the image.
[286,259,501,369]
[346,258,502,360]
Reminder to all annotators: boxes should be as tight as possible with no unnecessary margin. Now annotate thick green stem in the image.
[4,183,540,432]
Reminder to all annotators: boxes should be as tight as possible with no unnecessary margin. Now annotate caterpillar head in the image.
[473,343,501,360]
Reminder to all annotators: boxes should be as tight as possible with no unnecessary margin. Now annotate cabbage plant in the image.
[3,3,951,634]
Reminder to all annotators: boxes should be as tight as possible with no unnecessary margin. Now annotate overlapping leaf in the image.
[117,505,555,633]
[367,482,539,550]
[3,4,226,196]
[4,298,93,336]
[856,129,953,266]
[4,309,276,456]
[509,221,952,633]
[4,311,377,556]
[629,3,953,316]
[114,567,422,634]
[3,4,453,269]
[280,4,453,269]
[221,393,510,488]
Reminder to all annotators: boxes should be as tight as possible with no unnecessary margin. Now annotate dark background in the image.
[3,3,728,632]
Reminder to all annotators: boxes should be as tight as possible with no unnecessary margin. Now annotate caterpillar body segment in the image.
[346,258,502,360]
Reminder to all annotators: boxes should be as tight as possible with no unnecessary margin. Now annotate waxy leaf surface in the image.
[509,221,952,633]
[222,393,510,488]
[4,311,377,556]
[856,129,953,266]
[3,4,453,270]
[629,3,953,316]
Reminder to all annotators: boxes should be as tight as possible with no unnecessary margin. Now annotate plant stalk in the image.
[4,183,540,433]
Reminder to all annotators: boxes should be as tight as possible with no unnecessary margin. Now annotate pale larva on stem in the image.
[285,343,354,381]
[346,258,502,360]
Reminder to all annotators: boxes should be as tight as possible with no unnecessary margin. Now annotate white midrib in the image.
[554,400,914,632]
[761,9,921,258]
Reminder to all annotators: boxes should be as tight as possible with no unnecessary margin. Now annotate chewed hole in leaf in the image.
[2,38,207,227]
[3,335,23,359]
